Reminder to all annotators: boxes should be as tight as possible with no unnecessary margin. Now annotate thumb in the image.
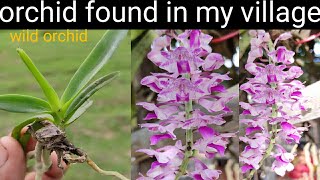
[0,136,26,180]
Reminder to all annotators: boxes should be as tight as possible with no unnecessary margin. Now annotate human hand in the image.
[0,136,67,180]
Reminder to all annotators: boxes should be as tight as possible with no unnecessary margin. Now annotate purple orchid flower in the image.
[271,145,295,177]
[137,29,235,179]
[240,30,308,177]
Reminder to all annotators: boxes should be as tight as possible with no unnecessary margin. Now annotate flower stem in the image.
[175,86,193,180]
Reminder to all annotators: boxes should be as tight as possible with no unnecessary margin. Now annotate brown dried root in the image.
[27,121,129,180]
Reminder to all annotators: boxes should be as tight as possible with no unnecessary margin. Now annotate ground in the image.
[0,30,131,179]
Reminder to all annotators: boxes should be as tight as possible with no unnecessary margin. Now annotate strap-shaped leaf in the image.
[64,72,119,119]
[0,94,51,113]
[61,30,128,104]
[65,100,93,126]
[17,48,60,111]
[11,114,53,140]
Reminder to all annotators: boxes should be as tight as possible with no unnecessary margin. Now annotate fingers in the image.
[20,126,67,180]
[0,136,26,180]
[45,151,68,178]
[25,151,68,180]
[20,127,37,153]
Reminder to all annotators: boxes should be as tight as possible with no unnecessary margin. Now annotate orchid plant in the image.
[0,30,129,180]
[240,30,308,179]
[136,29,236,180]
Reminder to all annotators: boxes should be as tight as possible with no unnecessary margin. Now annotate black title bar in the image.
[0,0,319,29]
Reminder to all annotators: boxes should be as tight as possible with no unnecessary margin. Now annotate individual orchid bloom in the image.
[278,122,308,144]
[247,30,270,63]
[140,123,178,140]
[240,132,269,149]
[182,109,226,129]
[240,30,308,179]
[136,102,179,120]
[137,159,182,180]
[190,159,221,180]
[140,73,177,93]
[194,126,235,158]
[287,66,304,79]
[137,141,184,164]
[273,32,292,46]
[202,53,225,71]
[147,36,172,66]
[239,102,271,117]
[271,145,295,177]
[157,77,205,102]
[251,86,281,105]
[240,81,268,95]
[268,46,295,65]
[254,64,288,84]
[137,143,184,180]
[148,32,209,75]
[244,62,262,76]
[159,46,204,75]
[149,134,174,145]
[240,118,269,129]
[240,146,265,172]
[197,95,233,113]
[194,72,232,94]
[178,30,213,55]
[137,29,235,179]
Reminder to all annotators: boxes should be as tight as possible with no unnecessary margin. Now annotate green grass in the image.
[0,30,131,179]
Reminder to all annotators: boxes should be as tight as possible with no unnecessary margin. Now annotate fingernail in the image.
[0,137,9,167]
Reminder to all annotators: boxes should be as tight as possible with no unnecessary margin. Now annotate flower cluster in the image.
[137,30,235,180]
[240,30,308,177]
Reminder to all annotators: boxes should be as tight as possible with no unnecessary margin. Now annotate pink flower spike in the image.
[240,30,307,176]
[138,29,235,179]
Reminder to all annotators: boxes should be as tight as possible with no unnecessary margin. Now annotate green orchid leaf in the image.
[64,72,119,119]
[16,48,60,111]
[12,114,53,140]
[0,94,51,113]
[61,30,128,104]
[65,100,93,126]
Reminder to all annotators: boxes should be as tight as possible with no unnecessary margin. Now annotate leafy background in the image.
[0,30,131,179]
